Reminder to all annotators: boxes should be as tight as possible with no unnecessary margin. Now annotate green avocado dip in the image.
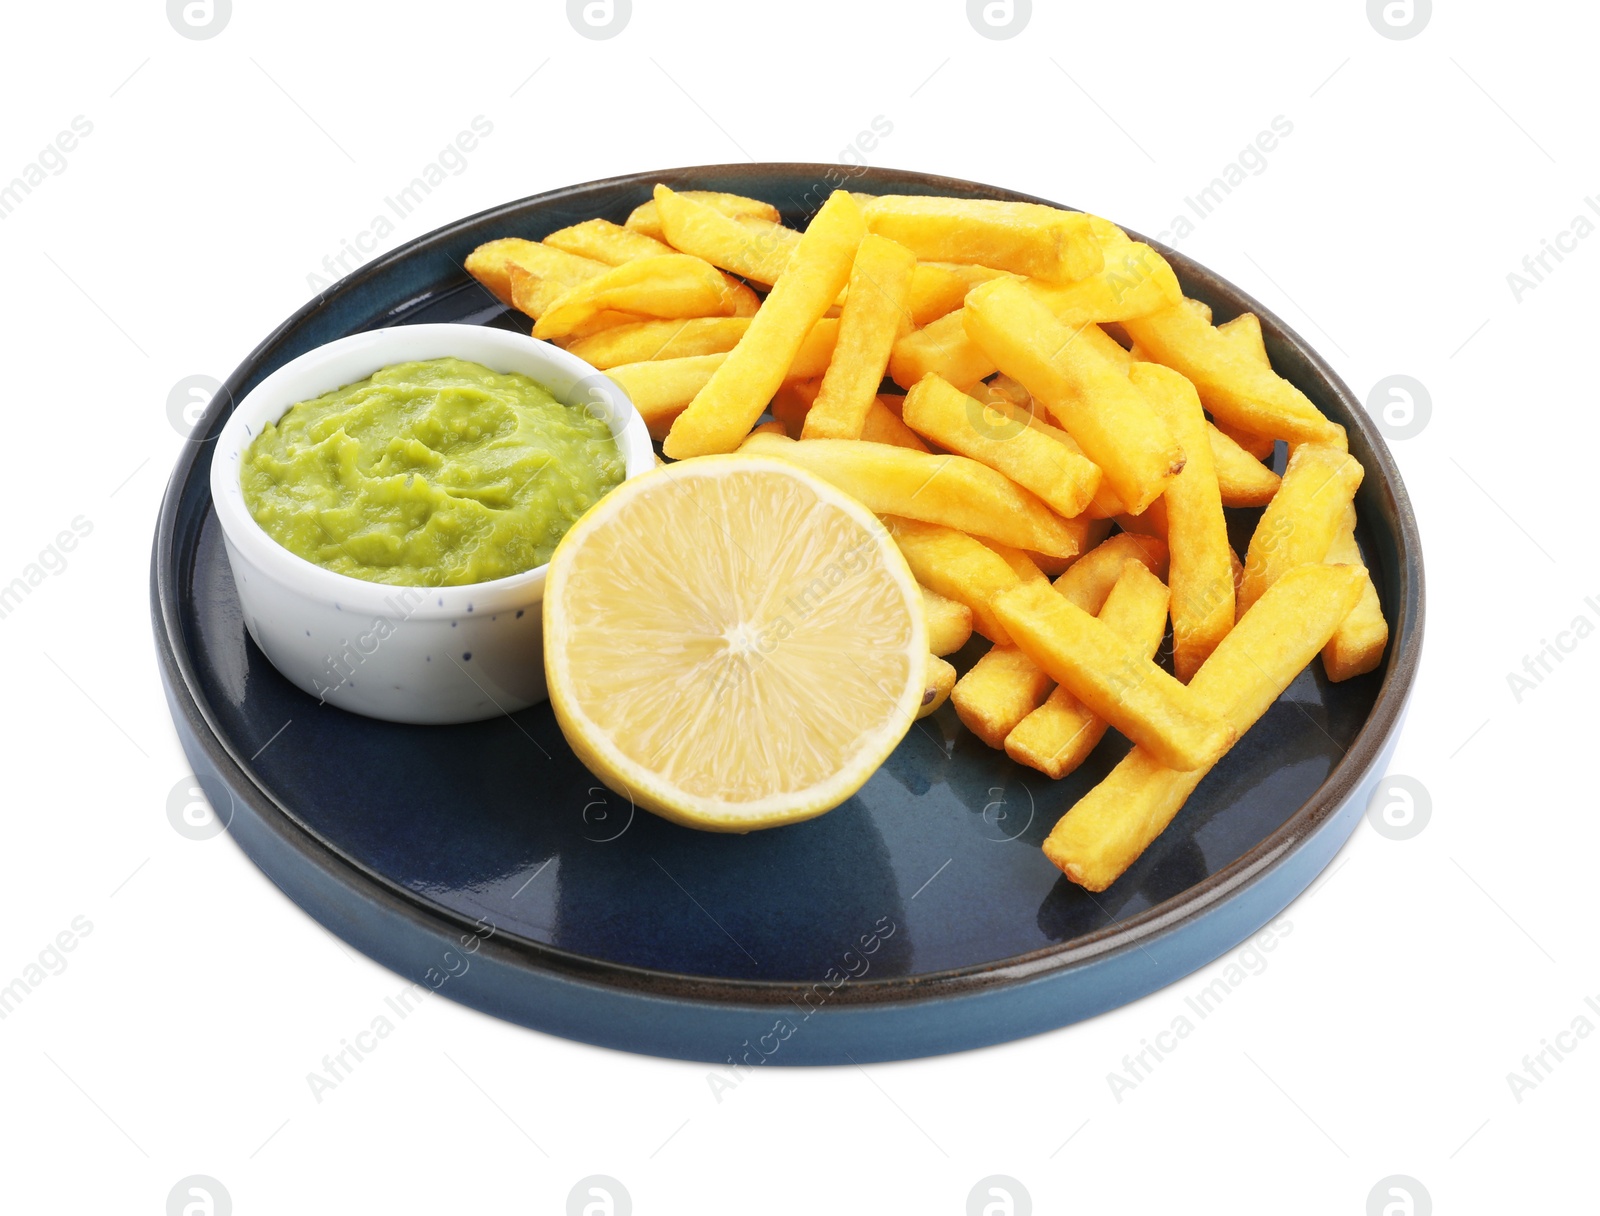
[241,357,624,586]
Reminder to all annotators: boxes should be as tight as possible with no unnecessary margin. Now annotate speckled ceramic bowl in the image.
[208,323,654,724]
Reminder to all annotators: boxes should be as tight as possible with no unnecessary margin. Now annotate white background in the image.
[1,1,1592,1211]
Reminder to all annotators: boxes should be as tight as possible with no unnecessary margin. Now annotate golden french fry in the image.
[906,262,1007,326]
[1209,313,1277,462]
[964,277,1183,514]
[665,191,865,458]
[888,273,1142,391]
[769,381,924,450]
[966,390,1116,519]
[749,419,787,437]
[952,645,1055,749]
[922,586,974,656]
[860,396,929,451]
[543,218,674,265]
[1216,310,1268,364]
[475,240,605,310]
[786,317,841,380]
[1322,508,1388,681]
[1006,560,1171,778]
[625,189,781,241]
[655,185,798,286]
[606,353,726,439]
[721,277,762,317]
[1123,302,1346,447]
[951,531,1171,753]
[889,309,1000,392]
[918,655,958,719]
[803,235,919,440]
[740,431,1087,558]
[985,373,1031,405]
[768,378,818,438]
[535,304,644,342]
[881,516,1022,644]
[1026,239,1182,325]
[1215,419,1277,461]
[565,316,751,368]
[1114,501,1167,541]
[1057,532,1170,603]
[1132,363,1233,681]
[862,195,1103,282]
[1208,421,1281,507]
[534,254,741,340]
[993,580,1234,771]
[1028,550,1075,577]
[1081,515,1117,554]
[901,375,1101,518]
[1042,563,1365,890]
[1239,442,1364,612]
[977,538,1047,585]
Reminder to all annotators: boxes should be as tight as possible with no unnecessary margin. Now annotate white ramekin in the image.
[209,323,654,725]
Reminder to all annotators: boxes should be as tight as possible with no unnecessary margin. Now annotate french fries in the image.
[655,185,798,287]
[802,234,918,440]
[664,190,865,458]
[565,316,751,368]
[862,195,1103,282]
[882,516,1023,644]
[740,431,1087,558]
[859,397,929,451]
[787,317,842,380]
[918,655,958,719]
[1026,238,1182,324]
[950,533,1169,755]
[466,185,1392,893]
[533,254,741,340]
[1006,560,1171,778]
[993,580,1234,771]
[474,240,603,309]
[1131,363,1233,681]
[1214,419,1277,461]
[901,375,1101,519]
[1055,532,1171,602]
[907,262,1007,326]
[922,586,974,656]
[888,263,1153,391]
[978,538,1047,584]
[1216,310,1269,364]
[605,353,726,439]
[543,218,674,265]
[964,277,1183,514]
[889,309,1001,392]
[962,390,1113,517]
[952,646,1055,748]
[1123,302,1346,447]
[625,189,781,241]
[1208,420,1281,507]
[771,380,925,449]
[1042,563,1365,890]
[1321,507,1389,681]
[1238,442,1364,612]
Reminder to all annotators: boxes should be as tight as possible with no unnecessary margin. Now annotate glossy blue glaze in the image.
[152,165,1423,1063]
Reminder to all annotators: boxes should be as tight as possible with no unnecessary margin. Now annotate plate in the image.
[152,164,1423,1064]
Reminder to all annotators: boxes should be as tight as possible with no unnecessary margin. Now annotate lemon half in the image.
[544,455,927,831]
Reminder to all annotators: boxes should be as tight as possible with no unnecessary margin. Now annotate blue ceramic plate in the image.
[152,165,1423,1064]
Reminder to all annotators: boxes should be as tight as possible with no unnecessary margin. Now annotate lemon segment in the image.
[543,455,927,831]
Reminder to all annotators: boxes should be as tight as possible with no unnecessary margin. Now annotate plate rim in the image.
[152,161,1425,1010]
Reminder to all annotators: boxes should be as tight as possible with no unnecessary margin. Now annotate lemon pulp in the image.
[543,455,926,831]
